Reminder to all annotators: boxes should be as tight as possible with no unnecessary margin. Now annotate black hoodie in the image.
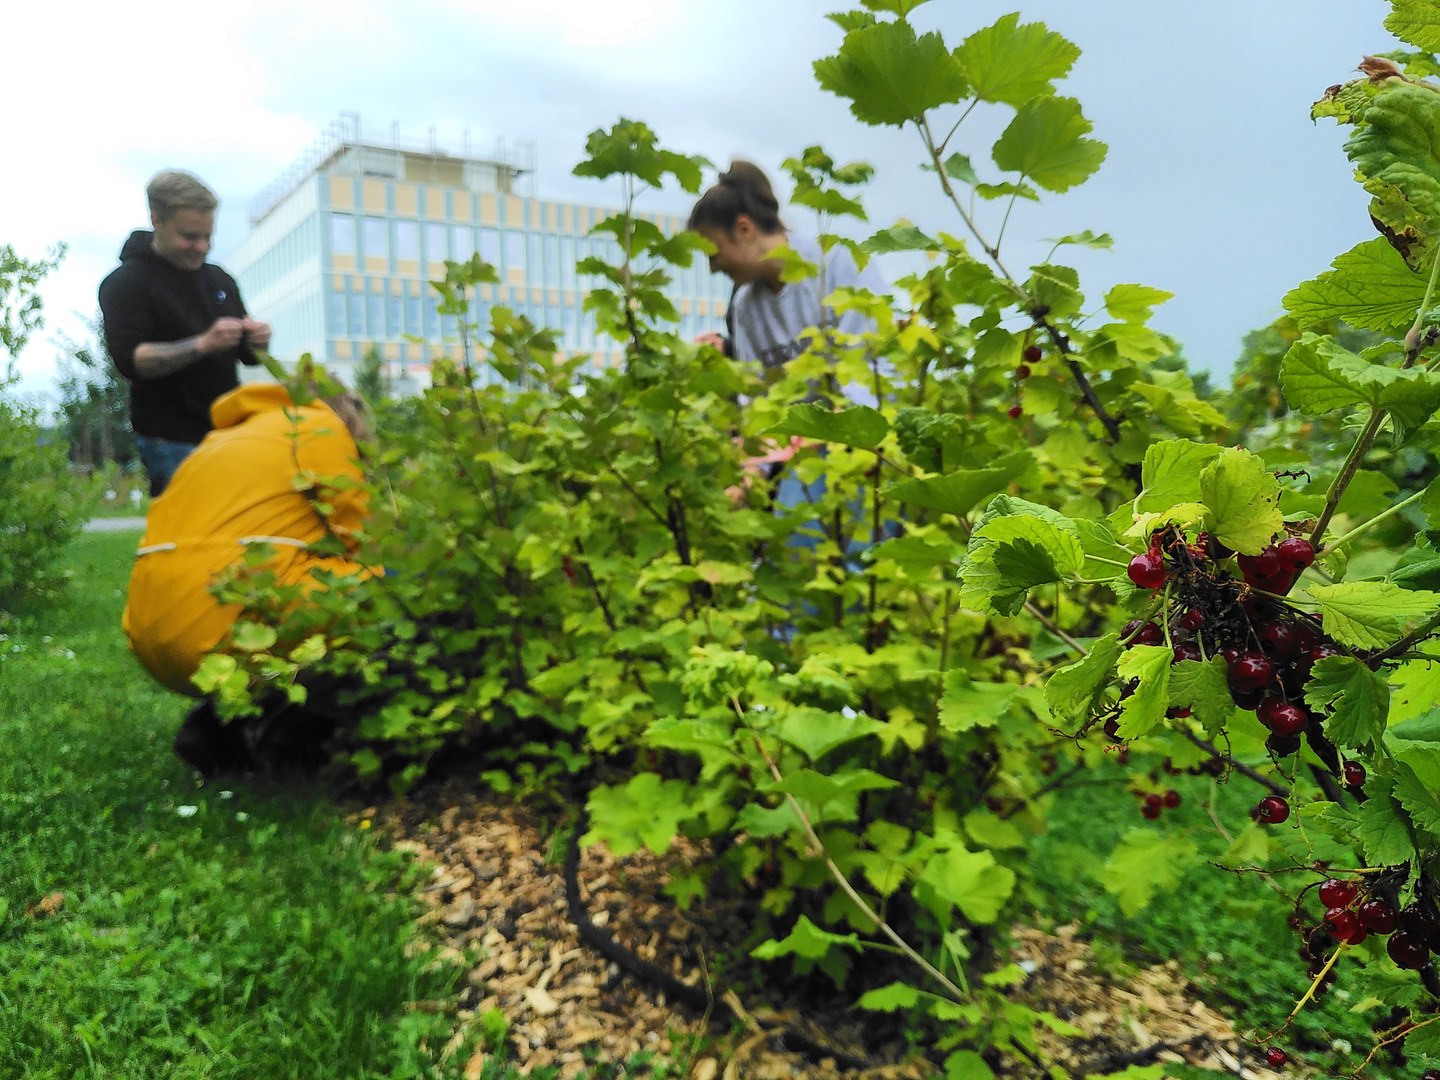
[98,230,260,444]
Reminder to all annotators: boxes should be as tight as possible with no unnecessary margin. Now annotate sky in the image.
[2,0,1400,405]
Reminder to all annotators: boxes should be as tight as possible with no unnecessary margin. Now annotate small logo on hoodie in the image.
[216,289,228,304]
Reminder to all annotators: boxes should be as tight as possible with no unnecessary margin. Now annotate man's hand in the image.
[198,317,246,354]
[695,331,726,351]
[241,317,272,350]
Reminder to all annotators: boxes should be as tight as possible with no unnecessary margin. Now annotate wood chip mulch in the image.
[361,782,1303,1079]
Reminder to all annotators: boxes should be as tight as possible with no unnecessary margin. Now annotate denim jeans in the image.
[135,434,199,497]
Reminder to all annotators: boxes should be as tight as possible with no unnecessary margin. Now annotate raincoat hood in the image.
[209,383,297,431]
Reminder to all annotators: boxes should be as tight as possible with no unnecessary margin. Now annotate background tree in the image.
[54,314,135,470]
[353,344,391,406]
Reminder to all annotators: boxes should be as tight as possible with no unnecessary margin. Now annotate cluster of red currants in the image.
[1138,788,1181,820]
[1008,343,1040,420]
[1298,876,1440,974]
[1118,526,1358,822]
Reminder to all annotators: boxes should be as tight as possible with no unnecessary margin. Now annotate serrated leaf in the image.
[1387,0,1440,51]
[1135,439,1224,513]
[941,152,978,184]
[1047,229,1113,250]
[765,402,888,450]
[992,96,1106,193]
[1304,655,1391,749]
[861,223,940,253]
[1045,633,1123,722]
[1115,645,1171,740]
[1281,331,1440,435]
[585,775,693,856]
[1099,830,1199,917]
[773,706,885,761]
[751,915,861,961]
[916,847,1016,925]
[1341,80,1440,270]
[772,767,898,823]
[813,20,970,128]
[1353,776,1418,866]
[1390,663,1440,724]
[1104,283,1173,323]
[1307,582,1440,649]
[857,981,922,1011]
[1283,237,1427,333]
[1392,751,1440,841]
[1025,263,1083,318]
[938,669,1018,732]
[953,12,1079,106]
[883,453,1030,516]
[958,508,1087,616]
[1168,656,1234,735]
[1199,447,1284,556]
[734,801,802,838]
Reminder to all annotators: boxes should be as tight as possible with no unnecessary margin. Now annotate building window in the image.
[368,291,384,338]
[479,228,500,268]
[387,295,401,337]
[451,224,475,260]
[527,235,542,283]
[396,220,419,261]
[327,286,345,333]
[545,235,561,288]
[363,216,388,259]
[406,293,421,336]
[330,213,356,256]
[503,231,524,273]
[426,223,447,264]
[348,289,365,336]
[425,293,440,338]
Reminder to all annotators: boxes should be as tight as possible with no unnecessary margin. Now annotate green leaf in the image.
[992,96,1107,193]
[1304,655,1391,749]
[1341,80,1440,270]
[1047,229,1113,251]
[571,119,706,192]
[861,223,940,253]
[1307,582,1440,649]
[1098,830,1199,917]
[585,775,693,856]
[945,1051,996,1080]
[773,707,885,761]
[916,847,1016,924]
[940,152,978,184]
[953,12,1080,106]
[883,453,1031,516]
[765,402,888,450]
[1282,238,1428,333]
[1352,776,1418,866]
[1025,263,1083,319]
[856,981,921,1011]
[1115,645,1171,740]
[1199,447,1284,556]
[1045,633,1123,722]
[1135,439,1224,513]
[1167,656,1234,736]
[751,915,861,961]
[772,767,898,823]
[1392,750,1440,842]
[232,621,279,653]
[813,20,970,128]
[1280,331,1440,435]
[1387,0,1440,51]
[1390,663,1440,724]
[957,506,1087,616]
[938,670,1018,733]
[1104,283,1173,323]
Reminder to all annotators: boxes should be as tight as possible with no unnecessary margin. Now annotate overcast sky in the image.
[3,0,1398,404]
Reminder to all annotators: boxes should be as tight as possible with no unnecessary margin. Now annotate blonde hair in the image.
[322,391,373,445]
[146,170,219,222]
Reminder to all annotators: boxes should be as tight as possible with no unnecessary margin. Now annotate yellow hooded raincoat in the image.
[123,384,371,695]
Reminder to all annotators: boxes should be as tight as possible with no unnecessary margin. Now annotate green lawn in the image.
[0,531,488,1079]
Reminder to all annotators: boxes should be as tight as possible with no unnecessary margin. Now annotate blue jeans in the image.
[135,435,198,496]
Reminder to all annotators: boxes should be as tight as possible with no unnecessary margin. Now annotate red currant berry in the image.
[1007,404,1023,419]
[1255,795,1290,824]
[1014,363,1031,380]
[1257,622,1300,659]
[1166,705,1191,718]
[1358,899,1397,934]
[1162,789,1180,808]
[1103,717,1122,741]
[1238,547,1283,584]
[1141,793,1162,820]
[1317,878,1359,909]
[1308,644,1341,666]
[1266,732,1302,757]
[1421,1069,1440,1080]
[1325,907,1360,939]
[1342,761,1366,787]
[1258,699,1308,737]
[1172,642,1202,664]
[1177,607,1205,632]
[1127,551,1167,590]
[1387,929,1431,969]
[1227,652,1275,695]
[1275,535,1316,571]
[1265,1046,1288,1067]
[1023,343,1043,363]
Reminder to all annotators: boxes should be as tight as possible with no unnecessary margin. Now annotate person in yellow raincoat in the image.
[123,380,374,775]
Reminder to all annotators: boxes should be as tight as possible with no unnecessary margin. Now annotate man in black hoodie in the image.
[99,170,272,495]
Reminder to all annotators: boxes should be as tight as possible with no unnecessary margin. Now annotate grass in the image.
[1026,754,1414,1079]
[0,530,487,1079]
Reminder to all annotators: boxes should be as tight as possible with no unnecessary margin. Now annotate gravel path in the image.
[83,517,147,532]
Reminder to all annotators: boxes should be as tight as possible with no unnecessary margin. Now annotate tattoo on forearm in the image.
[133,336,206,379]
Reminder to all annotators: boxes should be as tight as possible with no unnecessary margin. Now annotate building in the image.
[227,116,732,389]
